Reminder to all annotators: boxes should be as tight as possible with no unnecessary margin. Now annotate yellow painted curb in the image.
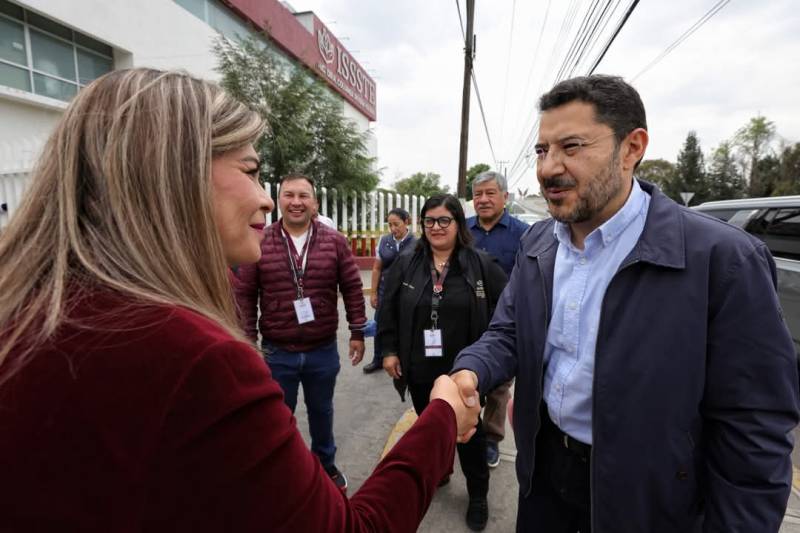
[381,407,418,459]
[793,464,800,493]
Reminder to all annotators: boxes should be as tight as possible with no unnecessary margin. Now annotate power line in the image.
[455,0,498,169]
[588,0,638,74]
[631,0,730,82]
[498,0,517,159]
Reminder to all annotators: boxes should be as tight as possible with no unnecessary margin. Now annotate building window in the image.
[174,0,255,42]
[0,0,113,102]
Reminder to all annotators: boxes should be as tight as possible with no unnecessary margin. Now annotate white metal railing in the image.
[0,173,426,254]
[0,135,45,229]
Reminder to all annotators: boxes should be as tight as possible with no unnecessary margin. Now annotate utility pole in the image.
[457,0,475,199]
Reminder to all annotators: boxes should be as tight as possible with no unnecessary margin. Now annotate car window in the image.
[750,207,800,260]
[727,209,759,228]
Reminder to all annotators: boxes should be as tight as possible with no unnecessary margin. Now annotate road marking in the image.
[381,408,418,459]
[794,465,800,495]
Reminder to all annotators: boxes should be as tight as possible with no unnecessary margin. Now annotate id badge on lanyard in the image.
[284,226,315,325]
[425,261,448,357]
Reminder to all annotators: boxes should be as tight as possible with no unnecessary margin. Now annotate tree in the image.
[733,115,775,195]
[636,159,676,192]
[774,143,800,196]
[464,163,491,200]
[707,141,746,201]
[671,131,708,205]
[214,36,379,192]
[394,172,450,197]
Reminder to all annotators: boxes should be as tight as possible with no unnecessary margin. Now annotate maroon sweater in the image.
[235,219,366,351]
[0,289,456,531]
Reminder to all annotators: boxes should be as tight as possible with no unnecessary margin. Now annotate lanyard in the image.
[429,261,450,329]
[282,225,313,298]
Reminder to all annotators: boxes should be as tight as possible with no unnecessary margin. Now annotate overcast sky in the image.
[295,0,800,194]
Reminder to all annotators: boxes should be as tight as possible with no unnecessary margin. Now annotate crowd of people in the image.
[0,66,798,533]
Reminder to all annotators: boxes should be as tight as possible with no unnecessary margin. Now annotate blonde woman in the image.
[0,69,479,532]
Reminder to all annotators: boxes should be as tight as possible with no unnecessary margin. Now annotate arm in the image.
[232,262,259,343]
[702,243,800,532]
[150,341,460,532]
[452,252,520,395]
[335,235,366,364]
[370,256,383,309]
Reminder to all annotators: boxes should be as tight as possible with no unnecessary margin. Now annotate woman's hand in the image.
[370,292,379,309]
[382,355,402,379]
[430,375,480,443]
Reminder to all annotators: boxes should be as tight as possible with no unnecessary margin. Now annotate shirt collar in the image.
[470,209,510,230]
[553,179,647,251]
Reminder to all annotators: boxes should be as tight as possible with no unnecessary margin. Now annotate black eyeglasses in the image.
[423,216,454,229]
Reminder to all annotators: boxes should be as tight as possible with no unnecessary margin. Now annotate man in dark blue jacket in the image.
[452,75,800,533]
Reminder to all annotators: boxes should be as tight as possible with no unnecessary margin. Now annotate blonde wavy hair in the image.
[0,68,265,379]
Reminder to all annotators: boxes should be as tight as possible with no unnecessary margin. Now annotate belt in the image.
[559,431,591,459]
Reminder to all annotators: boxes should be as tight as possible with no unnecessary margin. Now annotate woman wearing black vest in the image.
[378,194,507,531]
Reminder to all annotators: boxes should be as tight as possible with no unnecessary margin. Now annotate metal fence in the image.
[0,169,422,256]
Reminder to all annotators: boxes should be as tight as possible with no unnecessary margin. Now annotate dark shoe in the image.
[437,474,451,487]
[486,441,500,468]
[466,497,488,531]
[362,361,382,374]
[325,465,348,494]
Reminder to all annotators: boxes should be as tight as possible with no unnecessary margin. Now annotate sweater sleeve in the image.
[232,262,259,343]
[336,234,367,340]
[146,340,455,532]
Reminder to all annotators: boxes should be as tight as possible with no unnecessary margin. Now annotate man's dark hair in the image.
[417,194,473,253]
[538,75,647,143]
[279,173,316,196]
[387,207,411,224]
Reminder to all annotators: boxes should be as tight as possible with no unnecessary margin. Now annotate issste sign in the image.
[313,21,376,121]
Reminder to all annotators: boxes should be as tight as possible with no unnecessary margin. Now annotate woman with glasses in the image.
[378,194,507,531]
[0,69,481,532]
[363,207,417,374]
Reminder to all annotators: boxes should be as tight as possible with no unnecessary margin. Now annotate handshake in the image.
[429,370,481,443]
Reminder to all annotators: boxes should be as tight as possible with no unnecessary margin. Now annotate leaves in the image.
[394,172,450,197]
[214,35,379,193]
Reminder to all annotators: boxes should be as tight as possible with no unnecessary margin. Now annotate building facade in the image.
[0,0,376,226]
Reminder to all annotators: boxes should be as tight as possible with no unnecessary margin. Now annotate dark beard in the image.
[545,149,622,224]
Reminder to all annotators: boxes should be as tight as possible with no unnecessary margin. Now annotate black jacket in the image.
[378,245,507,401]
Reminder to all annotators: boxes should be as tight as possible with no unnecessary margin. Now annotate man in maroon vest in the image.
[235,173,366,493]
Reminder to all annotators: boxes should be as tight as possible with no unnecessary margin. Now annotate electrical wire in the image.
[455,0,498,168]
[631,0,730,82]
[498,0,517,159]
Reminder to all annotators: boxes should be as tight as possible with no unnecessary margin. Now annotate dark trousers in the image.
[264,340,340,469]
[369,307,382,366]
[517,410,591,533]
[407,381,489,498]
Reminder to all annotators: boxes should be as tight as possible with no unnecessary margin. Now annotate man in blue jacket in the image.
[452,75,800,532]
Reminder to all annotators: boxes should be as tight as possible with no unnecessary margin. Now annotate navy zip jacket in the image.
[453,180,800,532]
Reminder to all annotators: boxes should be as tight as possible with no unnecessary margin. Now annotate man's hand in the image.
[383,355,402,379]
[370,293,379,309]
[431,375,481,443]
[349,340,365,365]
[450,369,480,409]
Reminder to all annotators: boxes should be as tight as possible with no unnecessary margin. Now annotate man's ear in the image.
[621,128,649,171]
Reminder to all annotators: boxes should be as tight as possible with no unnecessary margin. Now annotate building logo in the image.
[317,28,335,64]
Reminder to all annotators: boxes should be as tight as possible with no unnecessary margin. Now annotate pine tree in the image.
[672,131,708,205]
[707,141,745,201]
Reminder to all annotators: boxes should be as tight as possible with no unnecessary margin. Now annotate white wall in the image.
[0,0,377,169]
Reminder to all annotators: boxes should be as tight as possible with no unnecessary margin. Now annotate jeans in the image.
[369,307,382,366]
[263,340,340,469]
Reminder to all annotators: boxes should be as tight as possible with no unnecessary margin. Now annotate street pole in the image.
[457,0,475,199]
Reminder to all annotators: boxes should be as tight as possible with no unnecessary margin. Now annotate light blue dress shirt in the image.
[543,179,651,444]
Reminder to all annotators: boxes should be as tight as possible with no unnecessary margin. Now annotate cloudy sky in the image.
[295,0,800,194]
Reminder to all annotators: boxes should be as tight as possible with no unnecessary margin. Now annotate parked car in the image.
[694,196,800,357]
[512,212,546,225]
